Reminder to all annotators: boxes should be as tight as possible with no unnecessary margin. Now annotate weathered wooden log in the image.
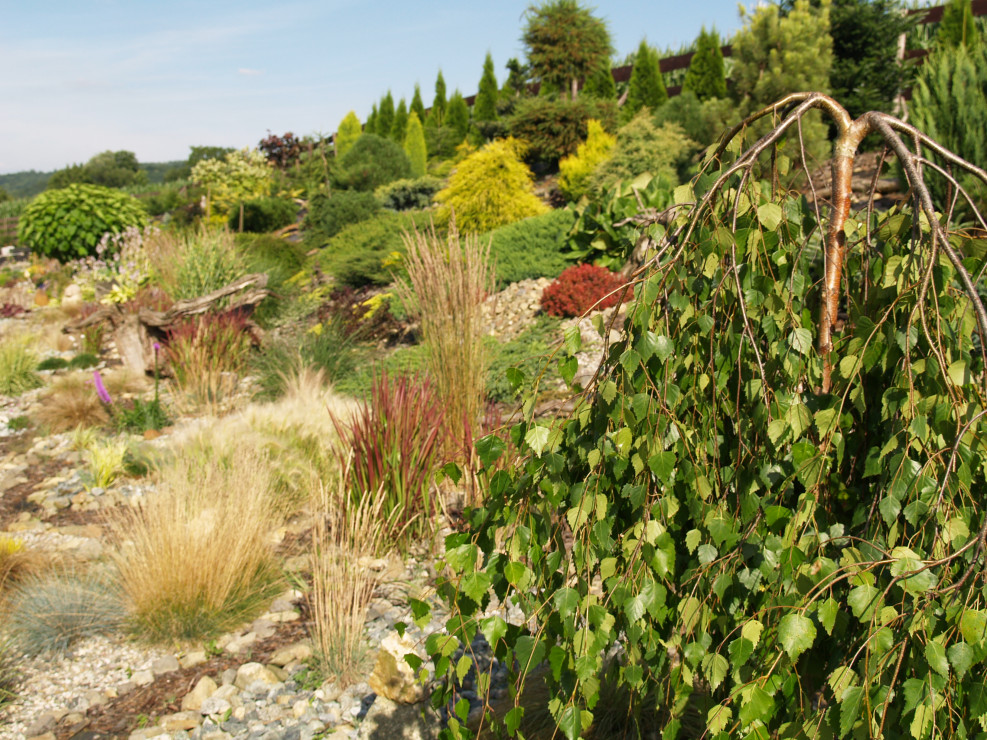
[63,273,271,374]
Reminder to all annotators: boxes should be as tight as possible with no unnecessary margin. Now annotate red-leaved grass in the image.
[330,371,445,549]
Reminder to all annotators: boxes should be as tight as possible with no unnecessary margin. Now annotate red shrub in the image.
[540,263,631,318]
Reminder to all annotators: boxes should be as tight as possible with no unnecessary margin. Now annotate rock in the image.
[270,641,313,667]
[224,631,258,654]
[261,609,300,623]
[368,633,424,704]
[293,699,311,719]
[26,733,55,740]
[357,696,438,740]
[250,617,276,639]
[151,654,181,675]
[234,662,280,690]
[24,714,56,737]
[62,283,82,307]
[180,649,209,668]
[181,675,218,711]
[132,669,154,686]
[220,667,238,686]
[200,697,232,717]
[159,710,202,731]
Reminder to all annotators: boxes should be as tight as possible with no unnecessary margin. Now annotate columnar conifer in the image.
[391,99,409,143]
[474,52,499,123]
[410,84,426,123]
[446,91,470,142]
[683,27,727,101]
[335,111,362,159]
[623,40,667,120]
[403,112,428,177]
[582,57,617,99]
[377,92,395,141]
[430,71,447,126]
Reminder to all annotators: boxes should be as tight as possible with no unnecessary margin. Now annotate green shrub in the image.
[623,40,667,121]
[908,41,987,219]
[339,134,412,191]
[425,126,464,161]
[304,190,380,243]
[557,119,616,201]
[375,177,442,211]
[236,233,306,326]
[590,113,697,193]
[335,111,363,160]
[37,356,69,371]
[653,90,737,148]
[228,196,296,233]
[0,636,16,708]
[0,337,42,395]
[315,210,436,287]
[7,569,123,655]
[507,96,618,165]
[17,184,148,262]
[483,209,575,286]
[68,352,100,369]
[435,139,548,233]
[403,112,428,177]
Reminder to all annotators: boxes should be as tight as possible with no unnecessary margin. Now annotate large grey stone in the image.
[357,696,438,740]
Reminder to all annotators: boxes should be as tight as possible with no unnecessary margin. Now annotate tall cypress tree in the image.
[683,27,727,101]
[410,84,426,123]
[446,91,470,141]
[335,111,363,159]
[365,104,378,136]
[939,0,981,48]
[474,52,499,123]
[623,40,667,121]
[403,112,428,177]
[391,98,409,143]
[583,57,617,99]
[377,92,395,141]
[430,71,448,127]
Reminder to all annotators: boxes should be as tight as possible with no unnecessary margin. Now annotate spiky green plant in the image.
[0,335,42,396]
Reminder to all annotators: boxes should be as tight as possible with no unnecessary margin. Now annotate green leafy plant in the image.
[17,184,148,262]
[0,335,42,395]
[376,177,442,212]
[590,113,697,193]
[331,371,445,548]
[191,148,274,224]
[7,569,124,655]
[483,209,575,286]
[485,315,563,403]
[6,415,29,432]
[566,172,676,269]
[170,227,245,301]
[421,93,987,739]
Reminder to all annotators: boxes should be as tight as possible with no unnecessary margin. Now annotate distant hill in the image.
[0,160,186,200]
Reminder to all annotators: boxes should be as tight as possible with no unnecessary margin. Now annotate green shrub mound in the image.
[314,210,436,287]
[338,134,412,191]
[17,184,147,262]
[305,190,380,243]
[375,177,442,212]
[482,209,574,286]
[228,196,296,233]
[423,155,987,737]
[507,97,618,166]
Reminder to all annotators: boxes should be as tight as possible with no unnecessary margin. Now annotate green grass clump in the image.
[0,337,43,395]
[0,636,17,708]
[6,569,124,655]
[172,227,245,301]
[37,356,69,371]
[67,352,100,369]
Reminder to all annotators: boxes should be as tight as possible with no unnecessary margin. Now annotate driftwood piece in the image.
[63,273,271,374]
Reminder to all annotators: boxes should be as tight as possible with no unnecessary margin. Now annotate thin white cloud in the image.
[238,68,264,76]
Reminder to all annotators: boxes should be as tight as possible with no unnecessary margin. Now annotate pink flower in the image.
[93,371,112,405]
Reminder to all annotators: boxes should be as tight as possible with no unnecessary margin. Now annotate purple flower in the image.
[93,371,112,405]
[153,342,161,354]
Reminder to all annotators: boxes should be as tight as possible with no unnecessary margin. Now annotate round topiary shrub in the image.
[540,263,631,317]
[304,190,380,243]
[339,134,413,192]
[17,184,148,262]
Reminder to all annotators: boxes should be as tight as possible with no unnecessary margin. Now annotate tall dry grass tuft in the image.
[395,218,493,464]
[108,446,283,642]
[311,473,389,685]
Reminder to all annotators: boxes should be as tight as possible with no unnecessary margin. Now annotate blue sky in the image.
[1,1,763,174]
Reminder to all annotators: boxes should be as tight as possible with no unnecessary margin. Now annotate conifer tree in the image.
[522,0,612,99]
[623,41,667,121]
[365,104,378,136]
[446,91,470,142]
[683,27,727,101]
[403,112,428,178]
[474,52,499,123]
[410,84,426,123]
[335,111,362,159]
[377,92,395,142]
[430,71,448,127]
[391,98,409,143]
[938,0,981,48]
[582,57,617,99]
